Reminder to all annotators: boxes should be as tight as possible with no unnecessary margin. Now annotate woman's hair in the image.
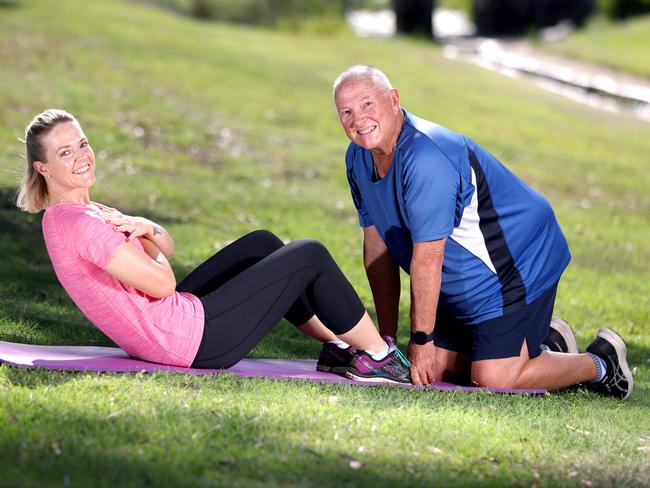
[16,109,76,213]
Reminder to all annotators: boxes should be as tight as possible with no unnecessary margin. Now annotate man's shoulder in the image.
[397,112,469,172]
[345,143,367,167]
[400,111,467,160]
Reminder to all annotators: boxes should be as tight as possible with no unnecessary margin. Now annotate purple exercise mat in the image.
[0,341,545,394]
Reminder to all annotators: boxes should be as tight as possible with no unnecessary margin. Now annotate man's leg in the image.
[432,315,472,384]
[471,340,596,389]
[435,347,471,384]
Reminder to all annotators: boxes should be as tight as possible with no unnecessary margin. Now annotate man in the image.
[331,64,633,398]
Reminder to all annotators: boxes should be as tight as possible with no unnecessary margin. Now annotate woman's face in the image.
[36,120,96,194]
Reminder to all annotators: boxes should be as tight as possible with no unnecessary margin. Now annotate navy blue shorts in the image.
[433,283,558,361]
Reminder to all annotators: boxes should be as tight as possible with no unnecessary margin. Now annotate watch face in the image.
[411,331,427,345]
[411,331,433,345]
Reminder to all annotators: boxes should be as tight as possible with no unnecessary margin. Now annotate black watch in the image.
[410,330,435,345]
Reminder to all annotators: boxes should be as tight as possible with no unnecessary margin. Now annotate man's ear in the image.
[391,88,400,112]
[33,161,48,178]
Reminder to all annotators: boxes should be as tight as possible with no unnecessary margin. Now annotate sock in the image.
[366,342,390,361]
[540,344,551,353]
[327,339,350,350]
[588,353,607,383]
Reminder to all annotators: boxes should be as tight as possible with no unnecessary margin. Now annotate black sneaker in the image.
[345,336,412,384]
[543,317,579,354]
[586,328,634,400]
[316,342,355,375]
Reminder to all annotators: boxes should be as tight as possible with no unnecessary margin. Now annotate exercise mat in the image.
[0,341,546,394]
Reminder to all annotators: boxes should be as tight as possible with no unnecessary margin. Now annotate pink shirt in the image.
[42,202,204,367]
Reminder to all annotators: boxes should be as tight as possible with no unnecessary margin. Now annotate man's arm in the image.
[408,238,446,386]
[363,225,400,339]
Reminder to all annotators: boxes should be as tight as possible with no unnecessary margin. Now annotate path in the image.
[346,9,650,122]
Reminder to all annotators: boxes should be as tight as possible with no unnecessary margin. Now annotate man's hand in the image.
[407,341,436,386]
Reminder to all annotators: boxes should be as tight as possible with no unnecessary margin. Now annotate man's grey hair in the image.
[332,65,393,98]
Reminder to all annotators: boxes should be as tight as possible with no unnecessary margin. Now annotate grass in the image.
[0,0,649,486]
[537,13,650,78]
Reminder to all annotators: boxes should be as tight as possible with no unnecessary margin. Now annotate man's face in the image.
[335,78,401,153]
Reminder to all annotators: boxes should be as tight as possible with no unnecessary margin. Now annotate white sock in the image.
[540,344,551,353]
[327,339,350,350]
[366,342,390,361]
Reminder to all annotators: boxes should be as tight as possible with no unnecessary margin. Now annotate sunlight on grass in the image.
[538,14,650,78]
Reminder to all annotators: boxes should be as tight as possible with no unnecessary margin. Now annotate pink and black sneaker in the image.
[346,337,412,384]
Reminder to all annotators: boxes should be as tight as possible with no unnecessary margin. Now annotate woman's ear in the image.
[33,161,49,179]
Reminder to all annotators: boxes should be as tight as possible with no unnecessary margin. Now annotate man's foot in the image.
[586,328,634,400]
[543,317,579,354]
[316,342,355,375]
[346,337,412,384]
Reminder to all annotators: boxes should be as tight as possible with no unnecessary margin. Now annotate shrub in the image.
[142,0,345,25]
[597,0,650,18]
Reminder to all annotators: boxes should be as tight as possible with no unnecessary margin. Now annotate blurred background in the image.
[132,0,650,119]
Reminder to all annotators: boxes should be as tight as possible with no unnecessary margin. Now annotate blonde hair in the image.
[17,109,76,213]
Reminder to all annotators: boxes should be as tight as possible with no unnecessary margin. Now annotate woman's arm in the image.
[106,239,176,298]
[101,211,175,257]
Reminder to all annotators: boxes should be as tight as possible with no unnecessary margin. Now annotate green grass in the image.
[537,14,650,78]
[1,0,649,486]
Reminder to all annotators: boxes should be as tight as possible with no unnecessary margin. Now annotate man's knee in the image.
[471,363,522,389]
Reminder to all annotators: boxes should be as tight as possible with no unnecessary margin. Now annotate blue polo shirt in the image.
[345,110,571,324]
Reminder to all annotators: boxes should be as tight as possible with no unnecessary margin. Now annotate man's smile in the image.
[357,125,377,136]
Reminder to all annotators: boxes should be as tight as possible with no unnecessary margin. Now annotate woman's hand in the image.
[100,210,175,257]
[104,213,152,241]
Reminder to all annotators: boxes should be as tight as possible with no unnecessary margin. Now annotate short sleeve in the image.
[72,208,126,270]
[345,147,373,228]
[402,145,459,242]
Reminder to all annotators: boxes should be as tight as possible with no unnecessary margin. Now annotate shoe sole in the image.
[550,317,579,354]
[597,327,634,400]
[316,365,350,375]
[345,370,411,384]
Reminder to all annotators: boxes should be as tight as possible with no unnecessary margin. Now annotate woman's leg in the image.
[177,229,314,326]
[192,239,387,369]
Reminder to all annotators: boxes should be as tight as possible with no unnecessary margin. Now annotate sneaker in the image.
[586,328,634,400]
[316,342,356,375]
[543,317,579,354]
[346,337,412,384]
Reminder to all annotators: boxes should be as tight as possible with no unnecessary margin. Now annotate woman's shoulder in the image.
[44,202,113,231]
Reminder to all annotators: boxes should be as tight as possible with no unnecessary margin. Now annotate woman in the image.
[16,109,411,383]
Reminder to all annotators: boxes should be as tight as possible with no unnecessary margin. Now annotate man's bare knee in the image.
[471,364,522,389]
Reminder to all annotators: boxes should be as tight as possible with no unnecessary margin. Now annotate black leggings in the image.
[177,230,365,369]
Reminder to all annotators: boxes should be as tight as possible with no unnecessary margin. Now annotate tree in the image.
[393,0,435,38]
